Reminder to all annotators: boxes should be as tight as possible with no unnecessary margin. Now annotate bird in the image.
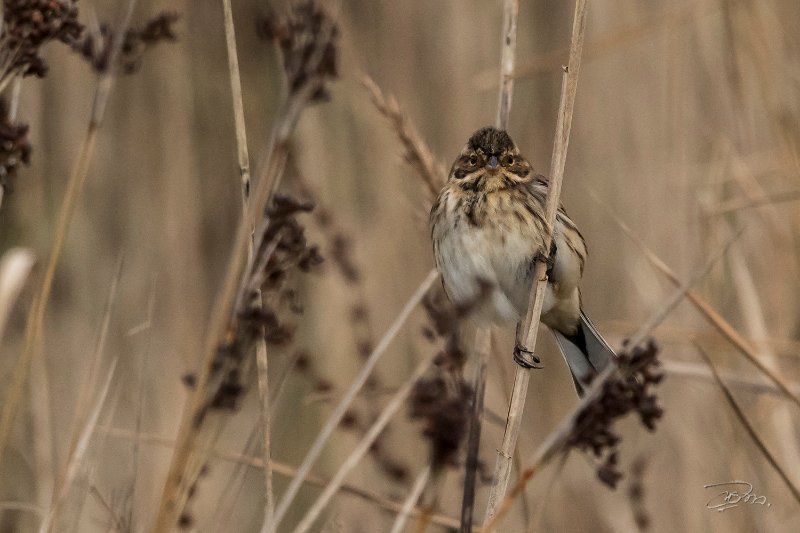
[429,126,615,396]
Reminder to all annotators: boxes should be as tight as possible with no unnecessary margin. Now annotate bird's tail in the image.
[552,310,616,397]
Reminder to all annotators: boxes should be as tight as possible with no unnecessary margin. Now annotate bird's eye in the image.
[468,154,478,166]
[504,155,515,166]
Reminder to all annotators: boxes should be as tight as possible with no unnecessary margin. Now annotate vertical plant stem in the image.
[220,0,274,524]
[496,0,520,130]
[460,329,490,532]
[482,232,741,532]
[483,1,590,528]
[221,0,252,206]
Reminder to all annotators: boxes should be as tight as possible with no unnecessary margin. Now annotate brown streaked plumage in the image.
[430,126,615,396]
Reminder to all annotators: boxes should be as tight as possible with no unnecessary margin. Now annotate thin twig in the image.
[130,279,156,530]
[221,0,252,206]
[38,360,119,533]
[707,189,800,215]
[291,354,436,533]
[0,0,138,475]
[481,231,742,532]
[42,259,123,532]
[695,345,800,508]
[268,269,438,532]
[99,426,466,530]
[390,465,432,533]
[220,0,274,524]
[496,0,520,130]
[484,1,590,526]
[662,360,800,396]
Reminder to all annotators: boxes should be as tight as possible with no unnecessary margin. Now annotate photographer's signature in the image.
[704,481,771,512]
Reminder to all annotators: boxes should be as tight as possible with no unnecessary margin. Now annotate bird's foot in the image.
[513,343,544,369]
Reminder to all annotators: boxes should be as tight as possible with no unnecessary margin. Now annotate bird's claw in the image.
[533,240,557,277]
[513,343,544,369]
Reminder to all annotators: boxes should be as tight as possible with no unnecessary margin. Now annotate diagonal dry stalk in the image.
[0,0,138,474]
[361,74,445,200]
[481,232,742,532]
[38,359,119,533]
[662,360,800,396]
[48,259,123,524]
[100,425,467,530]
[389,464,432,533]
[483,0,590,525]
[267,269,438,532]
[590,191,800,409]
[220,0,274,524]
[695,344,800,507]
[291,353,437,533]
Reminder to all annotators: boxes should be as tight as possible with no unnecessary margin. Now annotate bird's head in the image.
[448,126,533,192]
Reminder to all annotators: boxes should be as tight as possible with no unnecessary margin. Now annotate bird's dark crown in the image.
[467,126,515,155]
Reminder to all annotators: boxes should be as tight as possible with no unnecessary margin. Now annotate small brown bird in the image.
[430,126,615,396]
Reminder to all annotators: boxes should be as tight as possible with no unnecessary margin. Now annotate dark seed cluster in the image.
[0,97,31,195]
[421,279,492,371]
[408,281,495,468]
[566,338,664,488]
[70,12,179,74]
[1,0,83,78]
[257,0,338,102]
[409,374,472,468]
[203,194,322,416]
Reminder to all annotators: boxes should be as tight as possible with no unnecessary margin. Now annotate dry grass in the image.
[1,0,799,532]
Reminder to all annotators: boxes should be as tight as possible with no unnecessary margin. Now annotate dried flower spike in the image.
[1,0,83,80]
[70,12,179,74]
[257,0,338,102]
[567,338,664,488]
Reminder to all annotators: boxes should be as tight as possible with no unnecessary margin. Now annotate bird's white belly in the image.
[436,221,548,325]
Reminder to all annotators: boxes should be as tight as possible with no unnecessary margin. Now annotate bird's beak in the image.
[487,155,499,170]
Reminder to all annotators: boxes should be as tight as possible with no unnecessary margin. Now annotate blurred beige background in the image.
[1,0,799,531]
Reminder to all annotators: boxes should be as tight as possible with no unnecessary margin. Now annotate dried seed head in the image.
[70,11,179,74]
[2,0,83,78]
[409,375,472,467]
[0,97,31,196]
[257,0,339,103]
[567,338,664,488]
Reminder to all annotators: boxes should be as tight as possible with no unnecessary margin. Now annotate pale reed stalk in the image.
[483,0,590,526]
